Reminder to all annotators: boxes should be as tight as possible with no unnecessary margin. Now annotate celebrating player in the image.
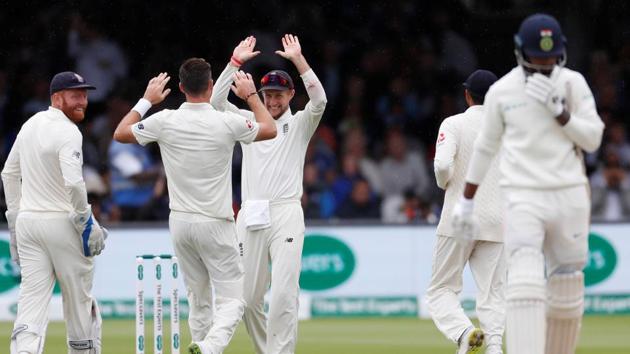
[452,13,605,354]
[113,56,276,354]
[211,34,327,354]
[427,70,504,354]
[2,71,107,354]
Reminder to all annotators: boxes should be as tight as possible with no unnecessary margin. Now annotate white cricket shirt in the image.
[434,105,503,242]
[467,66,604,188]
[211,64,327,202]
[132,102,259,220]
[2,107,87,213]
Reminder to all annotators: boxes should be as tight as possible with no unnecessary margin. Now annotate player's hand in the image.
[525,73,565,116]
[142,72,171,106]
[451,197,475,245]
[230,71,258,102]
[5,210,19,265]
[275,34,303,62]
[69,209,107,257]
[232,36,260,66]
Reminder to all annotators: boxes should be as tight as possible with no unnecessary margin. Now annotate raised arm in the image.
[276,34,327,111]
[210,36,258,118]
[113,72,171,144]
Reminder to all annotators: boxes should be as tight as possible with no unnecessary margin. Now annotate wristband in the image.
[230,56,243,67]
[132,98,152,118]
[245,92,258,102]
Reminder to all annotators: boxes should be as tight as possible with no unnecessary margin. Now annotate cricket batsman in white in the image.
[452,13,605,354]
[113,47,277,353]
[2,71,107,354]
[427,69,505,354]
[211,34,327,354]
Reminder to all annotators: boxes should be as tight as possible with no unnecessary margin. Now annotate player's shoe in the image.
[456,326,484,354]
[188,341,214,354]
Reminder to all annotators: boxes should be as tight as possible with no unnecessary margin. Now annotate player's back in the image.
[483,66,602,189]
[436,107,503,241]
[153,103,244,219]
[16,108,80,212]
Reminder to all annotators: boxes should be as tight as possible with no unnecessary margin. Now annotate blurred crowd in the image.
[1,1,630,223]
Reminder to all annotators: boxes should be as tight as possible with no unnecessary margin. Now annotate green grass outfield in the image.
[1,316,629,353]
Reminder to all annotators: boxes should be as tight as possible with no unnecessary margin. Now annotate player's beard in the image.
[60,97,87,123]
[267,104,288,119]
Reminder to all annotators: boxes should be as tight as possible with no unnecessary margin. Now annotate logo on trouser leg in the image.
[285,237,294,243]
[239,242,244,256]
[69,339,94,350]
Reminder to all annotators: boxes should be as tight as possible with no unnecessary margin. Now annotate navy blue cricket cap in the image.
[260,70,294,91]
[49,71,96,96]
[463,69,498,98]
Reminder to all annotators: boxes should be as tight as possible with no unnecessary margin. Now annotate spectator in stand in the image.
[382,189,438,224]
[342,128,382,195]
[108,140,162,220]
[331,153,364,209]
[336,179,380,219]
[605,122,630,167]
[379,127,430,198]
[303,162,335,219]
[67,13,128,114]
[591,148,630,221]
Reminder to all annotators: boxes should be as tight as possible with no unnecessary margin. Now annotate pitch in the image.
[0,316,628,353]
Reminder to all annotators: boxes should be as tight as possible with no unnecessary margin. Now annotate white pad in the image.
[68,299,102,354]
[11,322,46,354]
[506,248,546,354]
[546,271,584,354]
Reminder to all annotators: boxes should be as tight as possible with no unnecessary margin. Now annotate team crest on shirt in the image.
[72,151,81,160]
[436,132,446,146]
[246,120,253,129]
[137,123,144,130]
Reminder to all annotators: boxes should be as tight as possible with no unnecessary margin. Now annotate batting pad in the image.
[506,248,545,354]
[546,271,584,354]
[11,321,47,354]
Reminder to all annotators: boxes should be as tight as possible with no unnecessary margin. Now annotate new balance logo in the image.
[285,237,294,243]
[283,123,289,134]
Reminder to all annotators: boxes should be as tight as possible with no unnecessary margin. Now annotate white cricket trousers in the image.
[426,236,506,348]
[236,201,305,354]
[169,213,245,353]
[503,185,590,354]
[13,211,101,354]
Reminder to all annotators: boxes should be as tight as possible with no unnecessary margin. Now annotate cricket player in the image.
[452,14,605,354]
[2,71,107,354]
[427,69,505,354]
[113,50,277,353]
[211,34,327,354]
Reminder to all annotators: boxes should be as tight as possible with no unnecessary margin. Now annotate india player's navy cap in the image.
[50,71,96,96]
[463,69,498,99]
[260,70,294,91]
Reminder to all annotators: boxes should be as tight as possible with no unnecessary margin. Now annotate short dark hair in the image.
[179,58,212,96]
[468,90,485,105]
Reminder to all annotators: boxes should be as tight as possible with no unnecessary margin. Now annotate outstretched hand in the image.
[275,34,302,61]
[232,36,261,65]
[142,72,171,105]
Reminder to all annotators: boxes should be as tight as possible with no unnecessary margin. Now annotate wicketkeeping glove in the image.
[525,73,565,116]
[5,210,19,265]
[451,197,475,245]
[69,208,107,257]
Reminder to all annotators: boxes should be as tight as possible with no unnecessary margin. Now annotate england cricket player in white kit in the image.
[452,14,605,354]
[427,70,505,354]
[211,34,327,354]
[2,71,107,354]
[113,53,277,354]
